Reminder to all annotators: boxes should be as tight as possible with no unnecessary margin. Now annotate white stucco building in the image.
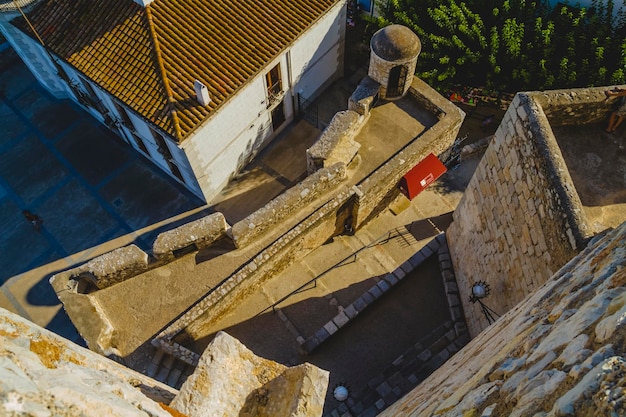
[0,0,347,201]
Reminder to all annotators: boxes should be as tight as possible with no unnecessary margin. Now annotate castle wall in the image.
[381,221,626,417]
[353,77,464,229]
[446,89,602,337]
[153,188,356,364]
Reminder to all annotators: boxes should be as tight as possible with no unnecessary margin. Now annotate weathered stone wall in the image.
[352,77,465,229]
[380,221,626,417]
[348,76,380,116]
[306,112,363,173]
[153,188,356,363]
[0,307,178,415]
[231,163,347,248]
[0,307,329,417]
[447,90,593,337]
[171,332,328,417]
[152,212,229,261]
[528,85,625,126]
[60,244,150,291]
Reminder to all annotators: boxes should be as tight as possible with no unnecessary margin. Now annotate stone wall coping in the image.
[517,92,592,249]
[152,188,357,349]
[231,163,347,248]
[152,212,229,261]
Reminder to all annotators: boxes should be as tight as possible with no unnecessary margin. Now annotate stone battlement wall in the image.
[152,188,356,364]
[381,221,626,417]
[51,76,463,360]
[353,77,464,229]
[447,88,603,337]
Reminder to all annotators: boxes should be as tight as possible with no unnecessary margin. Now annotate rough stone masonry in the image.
[382,220,626,417]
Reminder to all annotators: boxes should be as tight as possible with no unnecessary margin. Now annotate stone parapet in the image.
[306,111,363,173]
[152,212,229,262]
[353,77,464,229]
[62,244,150,291]
[231,163,347,248]
[348,75,380,115]
[529,85,625,126]
[447,89,593,337]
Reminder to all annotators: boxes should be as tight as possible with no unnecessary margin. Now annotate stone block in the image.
[368,285,383,300]
[73,244,149,290]
[384,273,399,286]
[153,212,229,262]
[344,304,358,319]
[393,267,406,280]
[173,332,331,417]
[302,337,319,354]
[409,251,426,268]
[400,261,414,274]
[362,291,375,305]
[417,350,432,362]
[332,311,350,329]
[348,76,380,116]
[307,111,362,172]
[353,297,367,312]
[444,280,458,294]
[376,381,392,397]
[323,320,339,336]
[377,280,391,293]
[315,327,331,344]
[450,306,464,322]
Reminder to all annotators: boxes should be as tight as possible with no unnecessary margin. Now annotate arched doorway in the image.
[387,65,407,98]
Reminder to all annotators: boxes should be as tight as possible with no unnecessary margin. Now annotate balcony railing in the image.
[266,82,284,109]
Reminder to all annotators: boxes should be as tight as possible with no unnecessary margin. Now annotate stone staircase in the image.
[145,348,196,390]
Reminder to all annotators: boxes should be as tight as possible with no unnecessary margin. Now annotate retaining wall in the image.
[447,88,603,337]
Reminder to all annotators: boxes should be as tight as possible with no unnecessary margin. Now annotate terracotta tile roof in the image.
[13,0,340,141]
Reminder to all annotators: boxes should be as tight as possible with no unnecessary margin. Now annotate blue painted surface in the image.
[0,50,206,321]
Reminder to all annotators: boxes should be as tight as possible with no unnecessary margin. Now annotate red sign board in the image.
[398,153,447,200]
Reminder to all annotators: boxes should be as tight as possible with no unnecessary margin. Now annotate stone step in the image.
[155,354,176,383]
[145,348,165,378]
[146,348,195,390]
[175,365,195,390]
[166,367,183,388]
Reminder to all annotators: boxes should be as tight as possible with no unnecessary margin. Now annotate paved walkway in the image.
[0,47,206,342]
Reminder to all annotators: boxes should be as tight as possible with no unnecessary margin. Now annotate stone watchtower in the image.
[368,24,421,100]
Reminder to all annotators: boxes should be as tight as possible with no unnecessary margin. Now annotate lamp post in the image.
[469,281,499,325]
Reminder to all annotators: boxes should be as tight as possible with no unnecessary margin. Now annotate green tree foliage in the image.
[371,0,626,91]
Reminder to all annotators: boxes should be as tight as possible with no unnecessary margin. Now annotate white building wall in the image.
[0,14,68,97]
[289,0,346,102]
[181,75,273,202]
[182,1,347,202]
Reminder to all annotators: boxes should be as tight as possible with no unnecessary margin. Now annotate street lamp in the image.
[469,281,499,324]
